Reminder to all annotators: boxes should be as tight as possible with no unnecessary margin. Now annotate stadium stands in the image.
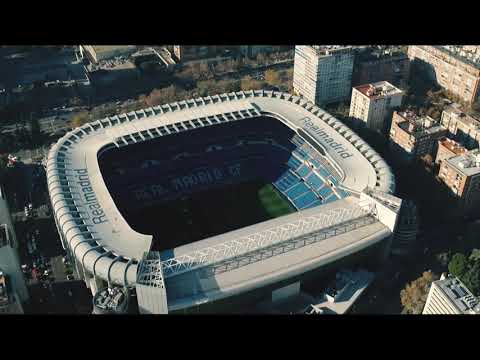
[305,173,324,191]
[286,182,311,200]
[100,116,351,215]
[292,191,318,210]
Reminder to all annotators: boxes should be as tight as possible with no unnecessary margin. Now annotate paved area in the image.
[26,280,92,314]
[51,255,67,282]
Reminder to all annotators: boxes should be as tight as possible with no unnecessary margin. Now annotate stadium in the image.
[46,90,403,314]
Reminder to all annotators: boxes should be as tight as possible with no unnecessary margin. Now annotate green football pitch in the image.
[129,180,297,251]
[257,183,297,218]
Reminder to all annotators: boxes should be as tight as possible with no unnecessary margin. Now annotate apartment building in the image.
[435,137,467,167]
[293,45,355,105]
[407,46,480,105]
[349,81,403,132]
[441,103,480,149]
[438,148,480,213]
[80,46,137,63]
[353,48,410,89]
[239,45,284,58]
[423,274,480,315]
[173,45,217,62]
[389,110,447,162]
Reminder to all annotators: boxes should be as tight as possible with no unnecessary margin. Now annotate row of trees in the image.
[175,50,294,84]
[136,67,293,109]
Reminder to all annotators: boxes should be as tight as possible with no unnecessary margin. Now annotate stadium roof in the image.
[164,197,389,310]
[47,90,395,289]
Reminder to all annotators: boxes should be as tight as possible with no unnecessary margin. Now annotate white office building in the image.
[349,81,403,132]
[293,46,355,105]
[423,274,480,315]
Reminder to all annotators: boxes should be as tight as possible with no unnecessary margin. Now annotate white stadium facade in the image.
[46,90,403,314]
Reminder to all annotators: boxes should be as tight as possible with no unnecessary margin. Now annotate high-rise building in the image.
[438,148,480,213]
[407,46,480,105]
[353,47,410,89]
[435,137,467,167]
[349,81,403,132]
[389,110,447,162]
[423,274,480,315]
[293,45,355,105]
[441,103,480,149]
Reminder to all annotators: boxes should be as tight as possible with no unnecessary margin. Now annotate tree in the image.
[448,253,468,278]
[240,76,264,91]
[421,154,434,169]
[400,270,439,314]
[197,80,216,96]
[462,261,480,296]
[469,249,480,262]
[71,112,89,128]
[265,69,280,87]
[198,62,213,80]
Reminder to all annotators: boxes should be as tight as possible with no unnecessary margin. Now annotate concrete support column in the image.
[74,258,85,282]
[379,234,393,264]
[90,275,106,295]
[83,270,92,290]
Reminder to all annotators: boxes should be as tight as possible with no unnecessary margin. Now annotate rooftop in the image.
[436,45,480,70]
[435,274,480,314]
[444,104,480,131]
[438,137,467,156]
[395,111,444,137]
[355,81,403,99]
[89,45,137,56]
[356,46,408,63]
[311,269,375,314]
[446,147,480,176]
[307,45,354,57]
[93,287,128,313]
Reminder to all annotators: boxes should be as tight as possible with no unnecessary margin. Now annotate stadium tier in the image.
[46,90,399,313]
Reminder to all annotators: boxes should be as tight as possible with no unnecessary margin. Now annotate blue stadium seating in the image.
[305,173,324,190]
[323,193,339,204]
[317,166,331,179]
[296,164,311,178]
[317,185,333,199]
[329,176,339,186]
[287,156,302,170]
[337,189,350,198]
[292,149,308,161]
[294,191,318,210]
[285,182,310,199]
[304,199,322,209]
[310,159,321,168]
[273,170,301,192]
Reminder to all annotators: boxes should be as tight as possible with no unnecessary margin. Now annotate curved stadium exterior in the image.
[46,90,402,314]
